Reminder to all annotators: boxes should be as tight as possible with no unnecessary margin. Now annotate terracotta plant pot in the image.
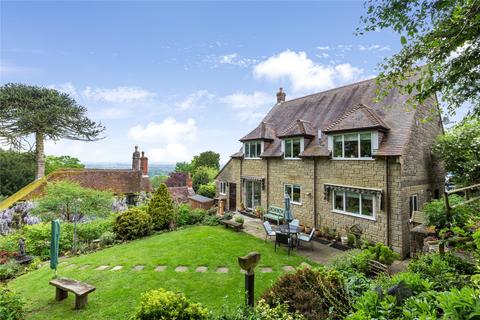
[298,225,306,233]
[315,228,322,237]
[305,226,312,234]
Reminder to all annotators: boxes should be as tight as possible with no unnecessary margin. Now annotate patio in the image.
[233,212,347,265]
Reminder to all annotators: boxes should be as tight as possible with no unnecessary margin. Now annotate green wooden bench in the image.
[263,206,285,225]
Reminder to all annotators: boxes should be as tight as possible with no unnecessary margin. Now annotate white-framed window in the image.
[409,194,418,219]
[332,190,376,220]
[219,181,227,195]
[332,132,373,159]
[283,137,303,159]
[244,141,263,159]
[284,184,302,205]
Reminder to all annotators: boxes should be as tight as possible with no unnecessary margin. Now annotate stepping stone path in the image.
[111,266,123,271]
[133,265,144,271]
[95,265,109,271]
[282,266,295,272]
[175,266,188,272]
[79,265,90,270]
[216,267,229,273]
[155,266,167,272]
[195,266,207,273]
[260,267,273,273]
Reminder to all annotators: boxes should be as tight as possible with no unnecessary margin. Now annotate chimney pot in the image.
[276,87,286,103]
[132,146,140,170]
[140,152,148,176]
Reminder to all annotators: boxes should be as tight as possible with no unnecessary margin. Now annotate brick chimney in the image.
[132,145,140,171]
[276,87,286,103]
[140,151,149,176]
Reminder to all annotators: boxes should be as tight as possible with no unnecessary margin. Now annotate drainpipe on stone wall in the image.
[385,157,391,247]
[266,159,269,208]
[240,158,243,211]
[313,158,317,229]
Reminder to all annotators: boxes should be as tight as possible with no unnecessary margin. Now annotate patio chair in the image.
[262,221,276,242]
[275,232,293,255]
[289,219,299,228]
[298,228,315,250]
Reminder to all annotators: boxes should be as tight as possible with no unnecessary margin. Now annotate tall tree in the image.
[192,151,220,171]
[0,84,105,179]
[0,150,36,196]
[358,0,480,116]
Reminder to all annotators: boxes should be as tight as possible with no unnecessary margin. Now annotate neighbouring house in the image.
[0,146,153,210]
[165,173,196,204]
[215,78,444,257]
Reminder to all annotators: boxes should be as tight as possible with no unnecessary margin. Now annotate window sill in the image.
[283,157,302,160]
[245,157,261,160]
[219,193,226,196]
[291,201,302,206]
[331,157,375,161]
[331,209,376,221]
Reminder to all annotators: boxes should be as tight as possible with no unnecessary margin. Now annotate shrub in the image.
[197,182,215,198]
[262,267,352,320]
[235,217,244,224]
[362,243,400,265]
[332,250,371,274]
[422,195,472,229]
[113,208,152,240]
[76,217,113,242]
[99,231,116,246]
[0,261,22,281]
[436,286,480,319]
[131,288,208,320]
[190,208,208,224]
[407,252,475,290]
[176,204,193,226]
[202,215,220,226]
[0,288,24,320]
[147,184,176,230]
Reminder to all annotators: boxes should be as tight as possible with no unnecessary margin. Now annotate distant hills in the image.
[84,162,175,177]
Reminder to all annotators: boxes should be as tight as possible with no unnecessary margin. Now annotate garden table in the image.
[274,225,301,248]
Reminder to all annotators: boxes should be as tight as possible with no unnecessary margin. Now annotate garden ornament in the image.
[238,252,261,307]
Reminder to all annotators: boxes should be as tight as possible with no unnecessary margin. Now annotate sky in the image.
[0,1,451,165]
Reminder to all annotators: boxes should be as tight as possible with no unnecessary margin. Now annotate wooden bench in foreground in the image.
[220,219,242,231]
[49,278,96,309]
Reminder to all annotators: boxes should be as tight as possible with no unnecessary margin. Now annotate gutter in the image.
[385,156,391,247]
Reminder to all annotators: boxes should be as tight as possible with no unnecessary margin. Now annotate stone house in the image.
[215,78,444,257]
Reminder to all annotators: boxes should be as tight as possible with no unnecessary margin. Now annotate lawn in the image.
[9,226,313,319]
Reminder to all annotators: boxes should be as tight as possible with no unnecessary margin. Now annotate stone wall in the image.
[215,159,241,210]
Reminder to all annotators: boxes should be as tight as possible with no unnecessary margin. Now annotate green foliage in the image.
[0,150,35,196]
[45,155,84,175]
[262,267,353,320]
[99,231,116,246]
[213,301,305,320]
[407,253,475,290]
[0,287,24,320]
[131,288,208,320]
[234,216,244,224]
[358,1,480,116]
[434,117,480,185]
[32,181,113,221]
[422,195,472,229]
[147,184,175,230]
[176,204,218,226]
[76,217,114,242]
[332,250,370,274]
[197,182,215,198]
[436,286,480,319]
[192,166,218,191]
[362,243,400,265]
[0,260,22,281]
[201,215,220,226]
[192,151,220,171]
[113,208,152,240]
[175,161,193,174]
[150,175,167,189]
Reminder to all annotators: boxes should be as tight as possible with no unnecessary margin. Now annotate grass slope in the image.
[9,226,311,319]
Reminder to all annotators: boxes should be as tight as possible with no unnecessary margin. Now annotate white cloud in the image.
[175,90,215,110]
[253,50,364,92]
[206,53,258,68]
[82,86,155,103]
[317,46,330,51]
[0,60,40,76]
[147,143,190,163]
[358,44,390,51]
[220,91,271,109]
[128,117,197,144]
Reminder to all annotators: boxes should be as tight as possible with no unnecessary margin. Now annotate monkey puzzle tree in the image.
[0,83,105,179]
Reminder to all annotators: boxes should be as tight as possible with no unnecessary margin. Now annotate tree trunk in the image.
[35,132,45,180]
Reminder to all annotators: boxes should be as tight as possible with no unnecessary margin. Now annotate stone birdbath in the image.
[15,238,34,265]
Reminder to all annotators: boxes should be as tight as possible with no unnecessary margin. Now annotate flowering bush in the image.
[0,201,39,235]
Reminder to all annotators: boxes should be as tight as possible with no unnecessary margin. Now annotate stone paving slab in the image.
[111,266,123,271]
[78,265,90,270]
[282,266,295,272]
[95,265,109,271]
[195,266,208,273]
[133,265,144,271]
[155,266,167,272]
[216,267,229,273]
[260,267,273,273]
[175,266,188,272]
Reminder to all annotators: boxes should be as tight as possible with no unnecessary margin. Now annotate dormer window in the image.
[283,137,304,159]
[332,132,374,159]
[244,141,263,159]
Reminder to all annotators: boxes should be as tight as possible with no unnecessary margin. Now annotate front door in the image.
[229,183,237,211]
[244,180,261,210]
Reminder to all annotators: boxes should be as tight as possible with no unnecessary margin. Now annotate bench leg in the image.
[56,288,68,301]
[75,294,88,309]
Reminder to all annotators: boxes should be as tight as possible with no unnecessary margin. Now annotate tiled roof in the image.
[240,122,276,142]
[168,186,195,204]
[233,76,436,158]
[278,119,316,138]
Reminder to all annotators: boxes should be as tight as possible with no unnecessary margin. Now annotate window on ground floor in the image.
[219,181,227,195]
[332,190,375,219]
[409,194,418,219]
[284,183,302,204]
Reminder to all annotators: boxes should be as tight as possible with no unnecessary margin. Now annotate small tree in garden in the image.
[165,172,188,187]
[192,150,220,171]
[113,207,152,240]
[192,166,217,191]
[197,182,215,198]
[147,183,175,230]
[32,181,113,221]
